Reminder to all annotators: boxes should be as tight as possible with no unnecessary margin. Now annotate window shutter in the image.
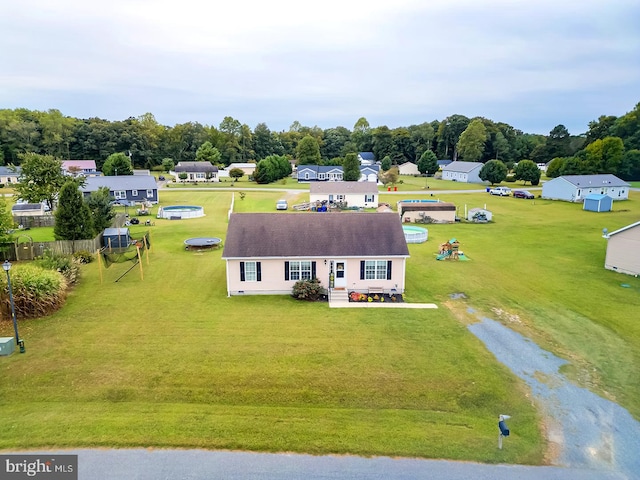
[386,261,392,280]
[311,261,316,279]
[240,262,245,282]
[284,261,289,281]
[256,262,262,282]
[360,261,365,280]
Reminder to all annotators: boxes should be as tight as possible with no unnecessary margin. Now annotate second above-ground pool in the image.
[158,205,205,219]
[402,225,428,243]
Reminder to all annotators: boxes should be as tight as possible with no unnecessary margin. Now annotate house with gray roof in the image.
[297,165,380,183]
[357,152,376,165]
[310,181,378,209]
[80,175,159,204]
[603,221,640,276]
[222,213,409,296]
[542,175,630,202]
[0,166,21,185]
[441,161,484,183]
[173,161,219,182]
[62,160,98,177]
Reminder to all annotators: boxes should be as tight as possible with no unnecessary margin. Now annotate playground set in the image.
[98,231,151,282]
[436,238,469,261]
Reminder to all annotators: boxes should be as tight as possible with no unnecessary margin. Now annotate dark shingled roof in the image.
[222,213,409,259]
[175,162,218,173]
[398,202,456,212]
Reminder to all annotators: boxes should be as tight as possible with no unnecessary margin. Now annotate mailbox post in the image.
[498,414,510,449]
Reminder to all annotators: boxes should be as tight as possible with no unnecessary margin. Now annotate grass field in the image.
[0,187,639,465]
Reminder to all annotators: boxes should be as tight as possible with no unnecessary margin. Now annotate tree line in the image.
[0,102,639,179]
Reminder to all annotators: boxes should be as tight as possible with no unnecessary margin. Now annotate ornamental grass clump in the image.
[1,264,67,319]
[34,250,81,285]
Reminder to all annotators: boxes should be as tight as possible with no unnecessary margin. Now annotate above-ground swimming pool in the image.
[402,225,428,243]
[158,205,205,219]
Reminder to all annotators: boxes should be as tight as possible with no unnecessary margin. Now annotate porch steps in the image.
[329,288,350,306]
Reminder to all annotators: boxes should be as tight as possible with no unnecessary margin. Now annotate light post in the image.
[3,260,25,353]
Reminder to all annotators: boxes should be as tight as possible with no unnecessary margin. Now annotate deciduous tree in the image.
[479,159,507,185]
[14,153,67,211]
[102,152,133,176]
[296,135,321,165]
[457,119,487,162]
[195,141,221,165]
[514,160,541,185]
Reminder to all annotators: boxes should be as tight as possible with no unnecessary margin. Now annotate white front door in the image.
[334,261,346,288]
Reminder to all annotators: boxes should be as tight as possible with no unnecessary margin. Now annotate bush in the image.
[34,250,81,285]
[506,174,516,182]
[1,264,67,319]
[292,278,323,301]
[73,250,94,264]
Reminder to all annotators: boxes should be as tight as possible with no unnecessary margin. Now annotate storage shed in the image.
[583,194,612,212]
[397,200,457,223]
[102,228,131,249]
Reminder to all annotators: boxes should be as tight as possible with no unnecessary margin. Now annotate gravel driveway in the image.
[467,315,640,479]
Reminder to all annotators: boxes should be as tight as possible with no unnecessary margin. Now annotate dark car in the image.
[513,190,535,199]
[158,175,166,181]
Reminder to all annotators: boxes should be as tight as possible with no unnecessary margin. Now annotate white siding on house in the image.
[605,223,640,276]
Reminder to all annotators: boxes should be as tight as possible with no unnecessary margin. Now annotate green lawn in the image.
[1,189,639,465]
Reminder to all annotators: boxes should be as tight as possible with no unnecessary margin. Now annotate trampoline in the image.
[184,237,222,250]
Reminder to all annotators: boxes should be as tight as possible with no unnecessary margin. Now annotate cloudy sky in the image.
[1,0,639,135]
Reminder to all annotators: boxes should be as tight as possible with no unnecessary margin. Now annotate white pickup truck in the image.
[489,186,511,196]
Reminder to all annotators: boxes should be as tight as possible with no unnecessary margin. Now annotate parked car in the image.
[513,190,535,199]
[276,199,288,210]
[158,175,166,181]
[489,186,511,196]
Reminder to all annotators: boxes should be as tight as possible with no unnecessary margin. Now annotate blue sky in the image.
[1,0,639,136]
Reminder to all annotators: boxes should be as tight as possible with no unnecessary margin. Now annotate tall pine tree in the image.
[54,181,94,241]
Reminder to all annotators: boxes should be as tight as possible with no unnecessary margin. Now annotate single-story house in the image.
[398,162,420,176]
[467,207,492,222]
[583,194,613,212]
[222,213,409,296]
[12,203,48,217]
[310,181,378,209]
[542,175,630,202]
[397,200,457,223]
[81,175,159,204]
[173,162,219,182]
[62,160,98,177]
[0,166,21,185]
[603,221,640,276]
[297,165,380,183]
[133,169,152,176]
[441,161,484,183]
[358,152,376,165]
[219,163,257,178]
[437,159,453,169]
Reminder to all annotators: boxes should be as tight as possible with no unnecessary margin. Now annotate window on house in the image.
[114,190,126,199]
[336,194,345,202]
[289,261,312,281]
[304,173,310,180]
[132,190,138,196]
[363,260,389,280]
[146,189,154,198]
[196,173,205,179]
[240,261,261,282]
[365,194,374,202]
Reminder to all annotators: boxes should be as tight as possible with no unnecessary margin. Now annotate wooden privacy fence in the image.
[12,215,56,228]
[1,236,102,261]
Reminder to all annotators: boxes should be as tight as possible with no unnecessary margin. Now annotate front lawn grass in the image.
[1,189,639,464]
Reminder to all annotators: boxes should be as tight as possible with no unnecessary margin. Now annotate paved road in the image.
[7,449,625,480]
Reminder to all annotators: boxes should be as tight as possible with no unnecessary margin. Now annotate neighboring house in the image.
[62,160,98,177]
[583,194,613,212]
[297,165,380,183]
[542,175,630,202]
[173,162,219,182]
[441,161,484,183]
[437,159,453,169]
[12,203,47,217]
[222,213,410,296]
[81,175,159,204]
[310,181,378,209]
[220,163,257,178]
[397,200,457,223]
[357,152,375,165]
[603,221,640,276]
[133,169,152,176]
[0,166,21,185]
[398,162,420,176]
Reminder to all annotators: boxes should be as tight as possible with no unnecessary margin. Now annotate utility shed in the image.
[583,194,612,212]
[397,201,457,223]
[102,228,131,249]
[604,221,640,276]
